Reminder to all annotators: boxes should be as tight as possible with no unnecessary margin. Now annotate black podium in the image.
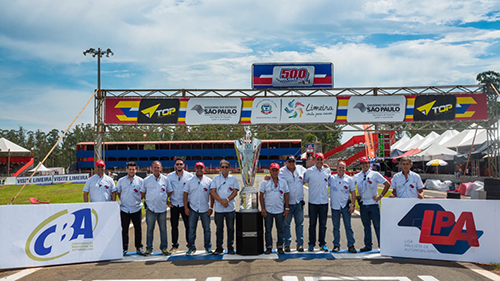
[236,211,264,255]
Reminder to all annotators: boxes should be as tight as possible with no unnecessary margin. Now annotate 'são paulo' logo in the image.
[398,203,483,255]
[25,208,98,261]
[284,99,305,118]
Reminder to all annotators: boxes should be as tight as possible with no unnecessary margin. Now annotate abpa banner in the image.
[380,198,500,263]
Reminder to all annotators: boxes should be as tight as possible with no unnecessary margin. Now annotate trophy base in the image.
[236,211,264,255]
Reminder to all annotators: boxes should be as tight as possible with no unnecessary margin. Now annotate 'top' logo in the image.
[25,208,98,261]
[398,203,483,255]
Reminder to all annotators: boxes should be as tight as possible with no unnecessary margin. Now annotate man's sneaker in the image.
[264,248,272,254]
[277,248,285,254]
[205,247,213,254]
[213,248,224,255]
[348,246,357,253]
[162,249,170,256]
[123,250,128,256]
[308,245,314,252]
[168,247,178,254]
[186,249,196,255]
[136,247,146,256]
[297,245,304,252]
[144,250,152,256]
[360,246,372,252]
[331,246,340,252]
[227,248,236,255]
[321,245,329,252]
[284,246,291,252]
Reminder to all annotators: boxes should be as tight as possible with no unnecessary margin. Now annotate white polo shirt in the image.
[279,165,306,204]
[184,175,212,213]
[210,174,240,213]
[167,170,194,207]
[392,171,423,198]
[259,178,289,214]
[141,174,171,213]
[303,165,331,205]
[328,173,356,210]
[353,169,388,206]
[116,175,143,213]
[83,174,116,202]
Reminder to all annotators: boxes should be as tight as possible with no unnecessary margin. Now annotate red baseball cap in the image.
[270,163,280,170]
[315,153,325,159]
[96,160,105,166]
[359,156,370,163]
[195,162,205,168]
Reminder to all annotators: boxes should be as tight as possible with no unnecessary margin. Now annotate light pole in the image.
[83,48,113,165]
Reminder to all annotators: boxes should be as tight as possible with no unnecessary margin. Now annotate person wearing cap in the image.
[260,163,290,254]
[210,159,240,255]
[328,161,357,253]
[303,152,331,252]
[166,158,194,254]
[83,160,116,202]
[116,161,145,256]
[183,162,214,255]
[353,156,391,252]
[391,157,424,199]
[280,155,307,252]
[141,160,172,256]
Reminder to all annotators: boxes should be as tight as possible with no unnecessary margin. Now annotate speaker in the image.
[446,192,461,199]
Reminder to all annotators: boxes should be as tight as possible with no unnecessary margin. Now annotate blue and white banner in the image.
[16,174,90,185]
[380,198,500,263]
[0,202,122,269]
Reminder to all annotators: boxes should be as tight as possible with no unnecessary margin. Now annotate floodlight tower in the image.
[83,48,113,165]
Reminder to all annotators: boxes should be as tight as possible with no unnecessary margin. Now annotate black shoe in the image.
[331,246,340,252]
[213,248,224,255]
[227,248,236,255]
[360,246,372,252]
[277,248,285,254]
[297,245,304,252]
[348,246,357,253]
[284,246,291,252]
[123,250,128,256]
[265,248,272,254]
[136,247,146,256]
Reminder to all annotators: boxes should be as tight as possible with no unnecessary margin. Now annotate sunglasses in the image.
[175,163,184,166]
[221,166,230,168]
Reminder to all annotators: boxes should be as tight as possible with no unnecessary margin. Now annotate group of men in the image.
[83,153,424,256]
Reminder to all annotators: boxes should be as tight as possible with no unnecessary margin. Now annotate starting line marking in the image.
[0,268,41,281]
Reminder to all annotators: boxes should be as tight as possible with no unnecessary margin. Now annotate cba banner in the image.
[380,198,500,263]
[0,202,122,269]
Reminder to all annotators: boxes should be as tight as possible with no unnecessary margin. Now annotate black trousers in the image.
[120,210,143,251]
[170,205,189,248]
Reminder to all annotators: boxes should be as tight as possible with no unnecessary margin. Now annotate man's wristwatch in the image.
[285,208,289,210]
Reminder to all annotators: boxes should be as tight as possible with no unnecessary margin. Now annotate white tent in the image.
[28,162,52,173]
[398,134,424,152]
[409,142,458,161]
[391,135,410,151]
[408,131,440,151]
[443,127,486,149]
[433,130,459,146]
[0,137,30,153]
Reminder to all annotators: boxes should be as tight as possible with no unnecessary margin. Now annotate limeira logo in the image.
[25,208,98,261]
[398,203,483,255]
[417,100,453,116]
[141,104,177,119]
[284,99,305,118]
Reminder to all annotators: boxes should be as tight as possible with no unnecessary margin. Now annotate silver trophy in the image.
[234,136,262,212]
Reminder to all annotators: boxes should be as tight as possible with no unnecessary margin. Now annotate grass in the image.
[0,183,85,205]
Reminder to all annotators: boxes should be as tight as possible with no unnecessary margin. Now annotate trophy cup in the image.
[234,136,261,212]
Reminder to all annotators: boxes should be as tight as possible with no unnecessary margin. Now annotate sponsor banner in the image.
[16,175,53,185]
[380,198,500,263]
[455,94,488,120]
[53,174,89,184]
[363,125,376,158]
[0,177,16,185]
[346,96,406,123]
[105,98,141,124]
[252,63,333,89]
[137,99,179,124]
[413,95,456,121]
[0,202,122,269]
[250,98,281,124]
[185,98,242,125]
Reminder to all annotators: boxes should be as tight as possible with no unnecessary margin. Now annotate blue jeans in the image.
[187,208,211,250]
[146,209,168,252]
[264,212,284,248]
[215,211,235,250]
[283,203,304,247]
[308,203,328,247]
[360,204,381,248]
[331,206,355,248]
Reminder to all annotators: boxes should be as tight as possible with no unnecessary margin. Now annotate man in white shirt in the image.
[328,161,357,253]
[303,153,331,252]
[391,157,424,199]
[141,161,172,256]
[117,161,145,256]
[83,160,116,202]
[260,163,290,254]
[166,158,193,254]
[210,160,240,255]
[353,156,391,252]
[183,162,214,255]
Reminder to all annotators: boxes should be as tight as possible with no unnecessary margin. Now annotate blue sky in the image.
[0,0,499,143]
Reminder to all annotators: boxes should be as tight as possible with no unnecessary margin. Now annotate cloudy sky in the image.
[1,0,499,140]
